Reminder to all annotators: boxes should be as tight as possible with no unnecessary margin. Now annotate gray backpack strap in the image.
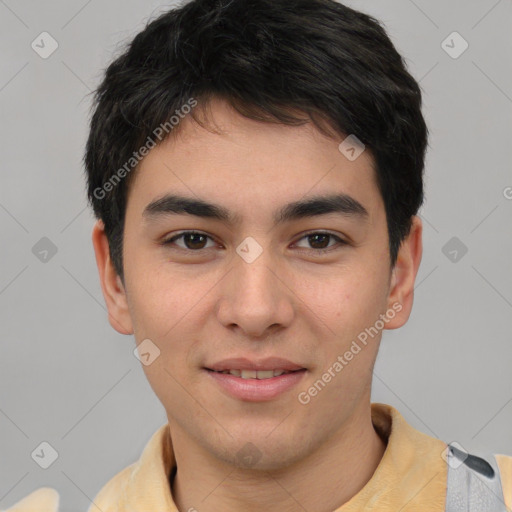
[445,443,507,512]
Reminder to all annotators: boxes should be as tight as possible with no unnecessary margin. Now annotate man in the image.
[5,0,511,510]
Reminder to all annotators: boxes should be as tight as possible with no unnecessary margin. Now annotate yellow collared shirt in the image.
[4,403,512,511]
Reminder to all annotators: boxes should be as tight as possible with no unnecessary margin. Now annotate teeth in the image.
[254,370,274,379]
[216,369,292,379]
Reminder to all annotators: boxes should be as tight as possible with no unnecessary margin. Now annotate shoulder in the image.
[495,453,512,510]
[87,423,171,512]
[86,463,137,512]
[1,487,59,512]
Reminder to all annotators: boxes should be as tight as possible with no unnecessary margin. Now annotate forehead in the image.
[126,98,383,223]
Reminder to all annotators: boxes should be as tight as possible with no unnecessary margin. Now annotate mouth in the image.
[205,368,303,379]
[203,367,307,401]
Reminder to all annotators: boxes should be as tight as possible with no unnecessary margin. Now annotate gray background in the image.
[1,0,511,510]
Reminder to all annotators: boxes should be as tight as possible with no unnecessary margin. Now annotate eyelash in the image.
[161,230,347,255]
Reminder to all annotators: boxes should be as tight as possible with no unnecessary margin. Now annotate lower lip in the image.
[205,369,307,402]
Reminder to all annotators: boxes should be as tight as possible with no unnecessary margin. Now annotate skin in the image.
[92,97,422,512]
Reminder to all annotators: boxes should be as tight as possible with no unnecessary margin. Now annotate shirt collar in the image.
[120,402,447,511]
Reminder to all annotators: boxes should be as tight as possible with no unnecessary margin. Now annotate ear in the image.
[91,219,134,335]
[384,215,423,330]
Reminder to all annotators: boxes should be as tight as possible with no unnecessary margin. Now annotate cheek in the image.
[125,256,211,340]
[305,265,387,330]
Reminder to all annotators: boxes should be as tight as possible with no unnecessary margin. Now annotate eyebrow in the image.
[142,193,369,226]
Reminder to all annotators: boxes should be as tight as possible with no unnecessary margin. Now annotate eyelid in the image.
[296,229,345,241]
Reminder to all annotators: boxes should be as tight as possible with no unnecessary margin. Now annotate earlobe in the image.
[384,216,423,330]
[91,220,134,335]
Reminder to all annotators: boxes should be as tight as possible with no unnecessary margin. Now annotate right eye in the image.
[161,230,218,251]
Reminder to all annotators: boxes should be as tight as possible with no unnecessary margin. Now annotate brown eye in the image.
[306,233,331,249]
[162,231,216,251]
[294,231,346,254]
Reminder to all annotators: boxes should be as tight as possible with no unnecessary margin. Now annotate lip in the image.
[205,368,307,402]
[205,357,305,372]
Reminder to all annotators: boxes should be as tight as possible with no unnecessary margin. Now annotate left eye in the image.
[294,232,345,252]
[162,231,345,253]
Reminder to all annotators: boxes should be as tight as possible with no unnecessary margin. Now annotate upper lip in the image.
[205,357,305,372]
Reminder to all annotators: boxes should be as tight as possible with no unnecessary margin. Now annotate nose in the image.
[215,246,294,339]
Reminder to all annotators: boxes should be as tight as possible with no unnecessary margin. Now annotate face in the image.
[93,98,422,471]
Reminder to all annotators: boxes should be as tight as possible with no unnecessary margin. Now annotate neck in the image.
[169,402,387,512]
